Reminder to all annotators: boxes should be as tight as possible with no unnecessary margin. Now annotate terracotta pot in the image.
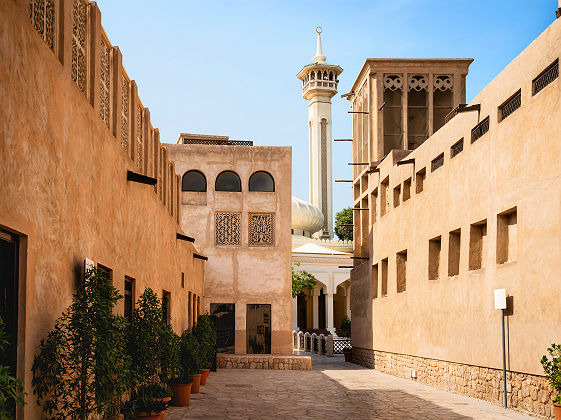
[343,351,352,362]
[152,397,170,420]
[171,382,192,406]
[190,374,202,393]
[553,402,561,420]
[135,413,161,420]
[200,369,210,385]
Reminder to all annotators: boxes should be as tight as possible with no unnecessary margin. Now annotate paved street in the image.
[167,353,535,420]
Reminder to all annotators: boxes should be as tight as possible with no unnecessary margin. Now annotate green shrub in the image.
[32,267,130,419]
[193,314,217,370]
[541,343,561,404]
[0,317,25,419]
[180,330,203,375]
[340,316,351,338]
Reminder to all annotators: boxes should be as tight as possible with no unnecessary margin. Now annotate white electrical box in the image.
[84,258,95,272]
[494,288,507,310]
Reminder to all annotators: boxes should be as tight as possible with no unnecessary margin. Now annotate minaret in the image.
[297,27,343,239]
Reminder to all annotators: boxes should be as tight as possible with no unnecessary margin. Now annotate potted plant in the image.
[0,317,26,418]
[180,329,203,393]
[32,267,130,419]
[167,329,194,406]
[127,289,172,419]
[193,314,217,385]
[340,316,351,338]
[541,343,561,420]
[342,346,352,362]
[122,386,168,420]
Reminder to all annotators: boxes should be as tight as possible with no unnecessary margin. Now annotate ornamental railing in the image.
[292,330,351,357]
[333,337,351,354]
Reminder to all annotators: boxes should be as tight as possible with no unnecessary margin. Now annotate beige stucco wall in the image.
[166,144,293,355]
[0,2,205,418]
[350,15,561,377]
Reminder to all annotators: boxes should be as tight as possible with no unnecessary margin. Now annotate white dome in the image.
[292,196,324,234]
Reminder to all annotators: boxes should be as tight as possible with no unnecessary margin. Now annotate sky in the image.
[97,0,556,234]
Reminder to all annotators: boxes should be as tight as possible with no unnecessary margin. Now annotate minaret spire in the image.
[313,27,326,63]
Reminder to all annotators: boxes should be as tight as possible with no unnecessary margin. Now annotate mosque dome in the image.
[292,196,324,235]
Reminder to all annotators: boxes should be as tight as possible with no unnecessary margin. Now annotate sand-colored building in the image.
[346,9,561,418]
[0,1,205,418]
[166,134,293,355]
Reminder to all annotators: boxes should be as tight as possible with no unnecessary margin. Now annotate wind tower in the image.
[297,27,343,239]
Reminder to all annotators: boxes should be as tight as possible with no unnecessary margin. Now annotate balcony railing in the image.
[302,80,338,94]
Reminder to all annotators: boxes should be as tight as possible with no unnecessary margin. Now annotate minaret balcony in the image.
[302,80,339,95]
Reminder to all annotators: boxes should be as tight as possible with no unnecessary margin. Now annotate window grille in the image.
[499,90,521,122]
[29,0,55,50]
[99,39,111,127]
[71,0,87,95]
[249,213,275,247]
[532,60,558,96]
[215,212,241,246]
[121,76,129,152]
[471,117,489,143]
[450,138,464,158]
[431,153,444,172]
[136,105,143,171]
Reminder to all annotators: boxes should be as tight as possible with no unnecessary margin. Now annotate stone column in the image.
[326,293,335,335]
[312,293,319,329]
[346,286,351,318]
[292,297,298,331]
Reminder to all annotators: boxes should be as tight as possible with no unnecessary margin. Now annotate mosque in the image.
[290,29,353,335]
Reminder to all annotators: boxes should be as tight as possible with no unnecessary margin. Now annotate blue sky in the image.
[97,0,556,229]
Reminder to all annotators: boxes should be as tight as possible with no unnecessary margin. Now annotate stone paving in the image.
[167,352,536,420]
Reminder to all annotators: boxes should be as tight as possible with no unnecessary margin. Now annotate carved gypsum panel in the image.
[408,75,428,91]
[121,76,129,151]
[433,75,453,91]
[99,40,111,127]
[29,0,55,50]
[383,74,403,91]
[320,119,328,231]
[215,212,241,246]
[249,213,274,247]
[136,105,143,170]
[72,0,87,94]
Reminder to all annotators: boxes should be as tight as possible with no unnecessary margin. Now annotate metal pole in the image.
[501,308,507,408]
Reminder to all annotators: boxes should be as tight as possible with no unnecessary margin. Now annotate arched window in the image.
[249,171,275,192]
[215,171,242,192]
[329,72,333,81]
[310,71,315,80]
[182,170,206,192]
[323,71,328,80]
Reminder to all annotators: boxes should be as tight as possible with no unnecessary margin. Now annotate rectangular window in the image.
[532,59,558,95]
[162,291,171,325]
[188,291,192,327]
[428,236,441,280]
[416,168,426,193]
[381,258,388,297]
[450,138,464,158]
[396,250,407,293]
[371,188,378,224]
[433,75,454,133]
[181,272,185,288]
[192,293,197,324]
[431,153,444,172]
[407,75,429,150]
[498,90,521,122]
[197,296,200,319]
[246,304,271,354]
[380,177,389,216]
[124,276,135,321]
[448,230,461,276]
[469,220,487,270]
[210,303,235,354]
[372,264,379,299]
[497,208,517,264]
[403,178,411,201]
[471,116,490,143]
[393,185,401,208]
[97,264,113,284]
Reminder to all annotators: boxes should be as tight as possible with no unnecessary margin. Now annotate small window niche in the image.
[448,229,461,277]
[393,185,401,208]
[416,168,426,194]
[403,178,411,201]
[396,250,407,293]
[381,258,388,297]
[372,264,379,299]
[469,220,487,270]
[124,276,135,321]
[428,236,441,280]
[497,208,517,264]
[162,291,171,325]
[353,181,360,201]
[371,188,378,224]
[380,177,389,216]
